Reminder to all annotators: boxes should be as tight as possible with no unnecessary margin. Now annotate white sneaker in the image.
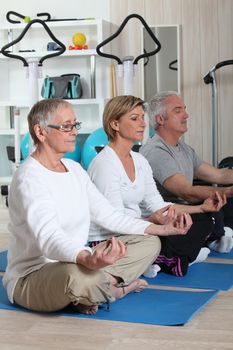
[224,226,233,237]
[143,264,161,278]
[189,247,210,266]
[208,235,233,253]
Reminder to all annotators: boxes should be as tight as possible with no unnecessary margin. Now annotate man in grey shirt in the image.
[140,91,233,253]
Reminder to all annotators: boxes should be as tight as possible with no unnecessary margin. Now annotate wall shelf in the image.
[0,18,110,184]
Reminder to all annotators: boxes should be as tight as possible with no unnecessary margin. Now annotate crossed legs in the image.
[13,235,161,314]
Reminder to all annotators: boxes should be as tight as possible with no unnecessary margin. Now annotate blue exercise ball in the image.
[149,127,155,137]
[81,127,155,170]
[20,132,30,160]
[81,128,109,170]
[20,132,81,163]
[64,137,81,162]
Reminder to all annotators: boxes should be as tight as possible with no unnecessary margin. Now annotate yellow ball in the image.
[72,32,86,46]
[24,16,31,23]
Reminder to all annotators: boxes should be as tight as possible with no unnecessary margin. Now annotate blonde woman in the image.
[88,95,225,277]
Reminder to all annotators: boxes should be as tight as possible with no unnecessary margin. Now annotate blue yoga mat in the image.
[208,248,233,260]
[145,262,233,291]
[0,250,7,272]
[0,277,218,326]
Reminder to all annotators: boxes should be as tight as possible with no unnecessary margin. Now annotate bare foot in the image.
[112,278,148,299]
[74,303,98,315]
[133,278,149,293]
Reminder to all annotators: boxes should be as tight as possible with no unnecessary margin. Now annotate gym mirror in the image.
[142,25,181,100]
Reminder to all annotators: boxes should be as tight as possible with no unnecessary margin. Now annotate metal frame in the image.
[204,60,233,167]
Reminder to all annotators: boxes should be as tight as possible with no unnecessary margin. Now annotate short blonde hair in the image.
[103,95,144,141]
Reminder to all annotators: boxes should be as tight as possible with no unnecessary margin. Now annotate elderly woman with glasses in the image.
[3,98,193,315]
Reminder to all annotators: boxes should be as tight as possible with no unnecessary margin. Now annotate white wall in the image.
[0,0,110,24]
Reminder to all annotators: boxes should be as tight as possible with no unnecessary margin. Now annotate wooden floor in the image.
[0,195,233,350]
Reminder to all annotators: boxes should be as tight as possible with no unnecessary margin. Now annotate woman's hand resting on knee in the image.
[145,213,193,236]
[146,205,177,225]
[76,237,127,270]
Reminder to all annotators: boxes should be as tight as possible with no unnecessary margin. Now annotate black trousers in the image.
[156,213,214,277]
[223,198,233,229]
[209,198,233,241]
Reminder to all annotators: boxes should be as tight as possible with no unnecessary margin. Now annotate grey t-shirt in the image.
[140,134,202,203]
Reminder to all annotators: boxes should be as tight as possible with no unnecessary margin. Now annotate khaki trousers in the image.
[13,234,161,312]
[103,234,161,285]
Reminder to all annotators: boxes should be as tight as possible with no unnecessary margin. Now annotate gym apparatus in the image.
[204,60,233,168]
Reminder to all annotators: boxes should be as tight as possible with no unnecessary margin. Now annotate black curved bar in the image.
[36,12,51,21]
[1,19,66,67]
[169,59,178,71]
[204,59,233,84]
[6,11,26,24]
[143,49,150,67]
[96,13,161,65]
[215,59,233,70]
[203,73,213,85]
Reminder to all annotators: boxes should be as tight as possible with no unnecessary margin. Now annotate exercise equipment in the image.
[64,139,81,162]
[81,127,155,170]
[218,157,233,169]
[0,19,66,199]
[96,14,161,143]
[169,59,178,71]
[20,132,81,163]
[96,13,161,96]
[72,32,86,46]
[1,19,65,159]
[69,32,88,50]
[6,11,32,24]
[1,19,66,108]
[81,128,109,170]
[20,133,30,161]
[204,60,233,167]
[6,11,94,24]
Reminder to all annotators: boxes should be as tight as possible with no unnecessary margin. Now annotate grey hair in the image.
[27,98,72,146]
[146,91,180,130]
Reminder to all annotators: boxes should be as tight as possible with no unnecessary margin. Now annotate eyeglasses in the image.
[47,122,82,132]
